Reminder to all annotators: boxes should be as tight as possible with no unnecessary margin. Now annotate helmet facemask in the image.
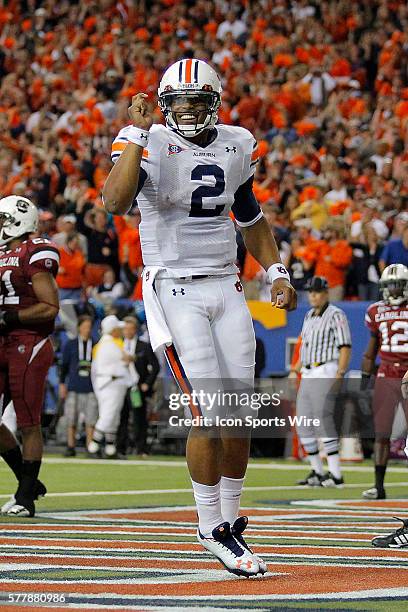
[0,211,17,246]
[380,279,408,305]
[159,90,221,138]
[0,196,39,247]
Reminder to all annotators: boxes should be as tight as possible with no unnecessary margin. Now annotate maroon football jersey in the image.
[365,300,408,365]
[0,238,59,337]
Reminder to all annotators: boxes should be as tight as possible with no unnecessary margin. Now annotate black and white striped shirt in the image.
[300,303,352,366]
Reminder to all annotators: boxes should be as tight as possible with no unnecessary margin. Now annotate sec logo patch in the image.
[18,344,25,354]
[45,259,53,268]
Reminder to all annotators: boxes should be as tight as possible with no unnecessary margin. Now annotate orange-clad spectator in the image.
[56,232,86,302]
[4,0,408,309]
[114,211,144,300]
[113,212,143,271]
[309,223,352,301]
[93,158,111,192]
[291,186,328,231]
[231,84,263,131]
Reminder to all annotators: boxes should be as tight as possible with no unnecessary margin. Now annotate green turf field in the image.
[1,455,407,513]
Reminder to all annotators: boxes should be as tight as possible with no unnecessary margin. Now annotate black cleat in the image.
[297,470,323,486]
[33,480,47,501]
[1,480,46,514]
[372,517,408,548]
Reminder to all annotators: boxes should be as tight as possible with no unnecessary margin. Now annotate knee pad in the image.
[322,438,339,455]
[300,437,319,455]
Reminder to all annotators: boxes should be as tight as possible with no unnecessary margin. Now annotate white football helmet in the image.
[158,59,222,137]
[0,195,39,246]
[380,264,408,305]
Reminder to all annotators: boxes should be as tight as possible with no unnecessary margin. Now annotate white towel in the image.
[142,267,173,353]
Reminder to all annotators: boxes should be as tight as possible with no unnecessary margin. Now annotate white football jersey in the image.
[111,123,261,276]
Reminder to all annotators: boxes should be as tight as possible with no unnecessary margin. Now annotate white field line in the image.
[0,565,252,584]
[40,457,408,473]
[0,526,396,535]
[3,543,406,555]
[6,591,408,611]
[0,525,400,534]
[1,557,408,579]
[0,527,395,542]
[3,481,408,501]
[0,534,377,544]
[3,551,408,570]
[1,541,408,563]
[41,587,408,601]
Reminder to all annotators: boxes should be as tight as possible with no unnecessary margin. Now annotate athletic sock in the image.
[220,476,244,525]
[0,445,23,481]
[308,451,324,476]
[375,465,386,492]
[326,452,342,479]
[15,460,41,504]
[191,479,224,538]
[93,429,104,443]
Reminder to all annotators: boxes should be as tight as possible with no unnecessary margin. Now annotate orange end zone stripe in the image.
[165,345,201,418]
[185,58,192,84]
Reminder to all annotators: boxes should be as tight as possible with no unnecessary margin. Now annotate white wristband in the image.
[125,125,150,148]
[266,263,290,284]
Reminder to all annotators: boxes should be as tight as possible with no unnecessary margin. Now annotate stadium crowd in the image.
[1,0,408,304]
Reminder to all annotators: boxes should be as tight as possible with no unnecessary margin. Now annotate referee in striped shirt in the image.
[289,276,352,487]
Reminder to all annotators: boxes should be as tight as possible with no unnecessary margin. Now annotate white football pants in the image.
[154,274,256,419]
[93,385,128,435]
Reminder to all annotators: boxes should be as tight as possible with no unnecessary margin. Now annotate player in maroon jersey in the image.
[361,263,408,500]
[0,195,60,517]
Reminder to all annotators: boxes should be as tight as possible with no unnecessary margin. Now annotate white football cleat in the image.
[362,487,386,500]
[105,443,117,457]
[198,521,261,577]
[1,496,16,514]
[6,500,35,517]
[87,440,101,455]
[231,516,267,575]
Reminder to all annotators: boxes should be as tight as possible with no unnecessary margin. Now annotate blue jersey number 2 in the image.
[189,164,225,217]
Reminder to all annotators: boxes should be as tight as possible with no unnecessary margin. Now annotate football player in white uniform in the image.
[103,59,296,576]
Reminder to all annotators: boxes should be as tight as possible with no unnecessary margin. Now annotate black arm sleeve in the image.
[231,176,262,226]
[136,167,148,197]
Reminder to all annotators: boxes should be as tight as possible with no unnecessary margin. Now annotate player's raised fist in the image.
[128,93,154,131]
